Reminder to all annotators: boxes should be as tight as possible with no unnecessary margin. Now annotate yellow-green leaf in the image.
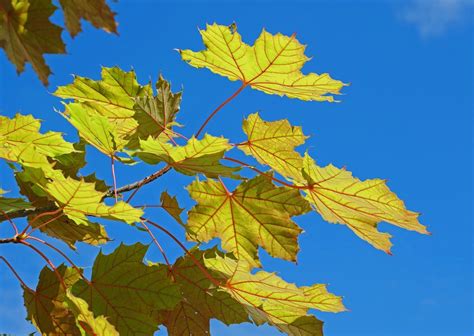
[301,153,428,253]
[239,112,307,181]
[0,113,74,172]
[0,0,65,85]
[72,243,181,335]
[205,252,345,336]
[59,0,117,37]
[65,291,119,336]
[15,167,110,248]
[23,265,81,335]
[187,174,311,267]
[138,134,239,178]
[44,176,142,225]
[62,102,130,158]
[30,211,110,249]
[179,23,345,102]
[55,67,152,141]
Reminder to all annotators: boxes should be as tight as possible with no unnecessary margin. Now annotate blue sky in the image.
[0,0,472,335]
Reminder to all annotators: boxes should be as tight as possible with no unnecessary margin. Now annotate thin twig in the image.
[26,236,91,285]
[19,241,66,290]
[140,221,173,276]
[195,84,247,138]
[144,218,221,287]
[0,256,32,290]
[111,155,118,202]
[223,156,311,189]
[0,210,18,235]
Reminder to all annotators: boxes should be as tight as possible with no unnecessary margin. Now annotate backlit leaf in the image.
[159,191,184,225]
[162,248,248,335]
[62,102,130,159]
[55,66,152,142]
[179,23,345,102]
[131,75,182,148]
[0,194,32,214]
[138,134,238,178]
[44,176,142,225]
[23,265,81,335]
[204,252,345,336]
[239,112,307,181]
[15,167,110,248]
[301,153,428,253]
[65,292,119,336]
[72,243,181,335]
[59,0,117,37]
[0,0,65,85]
[187,174,311,267]
[0,113,74,173]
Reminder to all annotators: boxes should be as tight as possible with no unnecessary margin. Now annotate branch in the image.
[0,165,172,223]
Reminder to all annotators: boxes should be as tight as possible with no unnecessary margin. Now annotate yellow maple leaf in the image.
[301,153,429,253]
[179,23,346,102]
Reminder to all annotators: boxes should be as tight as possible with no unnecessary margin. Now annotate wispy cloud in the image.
[400,0,473,37]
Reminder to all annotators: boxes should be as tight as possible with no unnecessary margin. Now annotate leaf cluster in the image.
[0,22,428,336]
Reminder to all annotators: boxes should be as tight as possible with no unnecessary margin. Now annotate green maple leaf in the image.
[52,140,87,177]
[0,190,32,214]
[179,23,346,102]
[186,174,310,267]
[0,113,75,174]
[72,243,181,335]
[58,0,117,37]
[138,134,239,178]
[204,252,345,336]
[130,75,182,148]
[161,248,249,335]
[299,153,429,253]
[0,0,65,85]
[65,292,119,336]
[23,265,81,335]
[159,191,184,225]
[238,112,307,181]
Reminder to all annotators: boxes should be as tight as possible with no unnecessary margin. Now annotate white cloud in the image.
[401,0,473,37]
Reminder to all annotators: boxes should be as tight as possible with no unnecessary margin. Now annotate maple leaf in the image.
[186,174,311,267]
[58,0,117,37]
[62,102,132,161]
[0,0,65,85]
[65,292,119,336]
[179,23,345,102]
[15,167,110,248]
[130,75,182,148]
[204,251,345,336]
[300,153,428,253]
[138,134,239,178]
[159,191,184,225]
[23,265,81,335]
[0,113,75,173]
[161,248,249,335]
[0,192,32,214]
[238,112,307,181]
[44,176,142,225]
[72,243,181,335]
[55,66,153,142]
